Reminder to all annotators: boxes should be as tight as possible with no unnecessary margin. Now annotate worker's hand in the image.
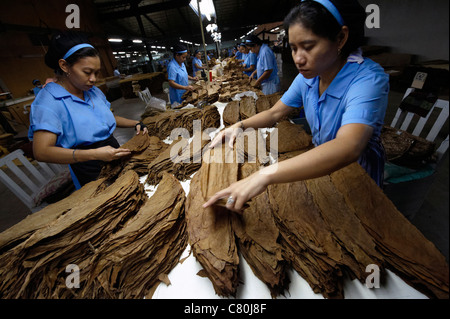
[202,172,270,213]
[135,122,148,135]
[96,146,131,162]
[186,85,195,91]
[209,123,242,149]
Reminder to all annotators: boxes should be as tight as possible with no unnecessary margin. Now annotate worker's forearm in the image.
[244,66,255,73]
[169,81,188,91]
[237,110,277,130]
[115,116,139,128]
[34,146,97,164]
[256,69,273,85]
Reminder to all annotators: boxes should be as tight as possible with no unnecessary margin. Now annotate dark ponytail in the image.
[45,31,99,75]
[171,43,188,56]
[284,0,366,57]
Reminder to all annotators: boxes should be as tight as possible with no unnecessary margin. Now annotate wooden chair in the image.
[383,88,449,219]
[0,149,72,212]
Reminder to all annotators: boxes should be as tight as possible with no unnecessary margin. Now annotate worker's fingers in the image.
[136,126,148,135]
[114,148,131,158]
[232,196,247,213]
[209,131,225,149]
[228,130,238,149]
[203,189,230,209]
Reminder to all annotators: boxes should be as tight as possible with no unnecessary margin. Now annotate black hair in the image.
[246,35,262,46]
[172,43,187,56]
[45,31,99,75]
[283,0,366,57]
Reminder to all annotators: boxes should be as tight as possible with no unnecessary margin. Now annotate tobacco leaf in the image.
[330,163,449,299]
[79,172,187,298]
[0,170,147,298]
[185,146,240,296]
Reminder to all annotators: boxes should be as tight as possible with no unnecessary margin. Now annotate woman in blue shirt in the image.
[29,31,148,189]
[192,50,206,77]
[241,43,257,77]
[246,35,281,95]
[168,44,198,105]
[204,0,389,212]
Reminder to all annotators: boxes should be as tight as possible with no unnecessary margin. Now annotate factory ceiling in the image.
[93,0,298,49]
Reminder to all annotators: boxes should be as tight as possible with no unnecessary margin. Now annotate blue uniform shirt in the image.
[243,52,257,77]
[240,53,248,64]
[192,57,203,77]
[256,44,279,83]
[33,86,42,96]
[28,82,116,149]
[168,58,189,104]
[256,44,280,94]
[281,57,390,185]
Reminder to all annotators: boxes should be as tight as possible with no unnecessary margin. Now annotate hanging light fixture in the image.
[189,0,216,21]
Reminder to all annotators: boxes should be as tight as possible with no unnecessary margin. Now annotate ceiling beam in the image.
[143,14,166,36]
[99,0,191,21]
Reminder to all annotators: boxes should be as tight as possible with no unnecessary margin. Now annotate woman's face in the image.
[249,45,260,55]
[175,52,188,64]
[288,23,342,79]
[63,56,101,91]
[195,51,202,59]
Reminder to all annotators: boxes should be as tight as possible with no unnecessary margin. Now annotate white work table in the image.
[140,99,429,300]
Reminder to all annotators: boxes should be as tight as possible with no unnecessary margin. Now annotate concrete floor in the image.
[0,60,448,264]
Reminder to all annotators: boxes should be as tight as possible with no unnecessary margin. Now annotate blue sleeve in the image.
[28,96,62,140]
[281,74,304,108]
[258,50,274,73]
[168,64,178,82]
[341,71,390,129]
[248,53,257,66]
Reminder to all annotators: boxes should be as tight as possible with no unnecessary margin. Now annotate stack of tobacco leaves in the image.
[146,134,211,186]
[381,125,437,169]
[186,146,240,296]
[186,145,288,297]
[222,94,302,128]
[78,172,187,298]
[239,96,257,120]
[0,178,106,255]
[99,134,169,180]
[266,121,313,154]
[141,106,221,140]
[0,170,147,298]
[231,163,289,297]
[222,100,240,127]
[186,144,448,298]
[201,105,222,131]
[330,163,449,299]
[122,136,169,175]
[270,152,448,298]
[180,60,263,107]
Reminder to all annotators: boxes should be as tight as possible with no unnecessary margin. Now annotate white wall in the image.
[359,0,449,62]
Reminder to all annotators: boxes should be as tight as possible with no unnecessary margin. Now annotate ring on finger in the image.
[226,196,235,205]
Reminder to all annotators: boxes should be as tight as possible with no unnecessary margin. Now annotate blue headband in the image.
[62,43,95,60]
[303,0,345,26]
[176,50,187,54]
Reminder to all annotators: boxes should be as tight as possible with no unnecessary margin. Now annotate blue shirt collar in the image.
[303,61,362,99]
[45,82,93,103]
